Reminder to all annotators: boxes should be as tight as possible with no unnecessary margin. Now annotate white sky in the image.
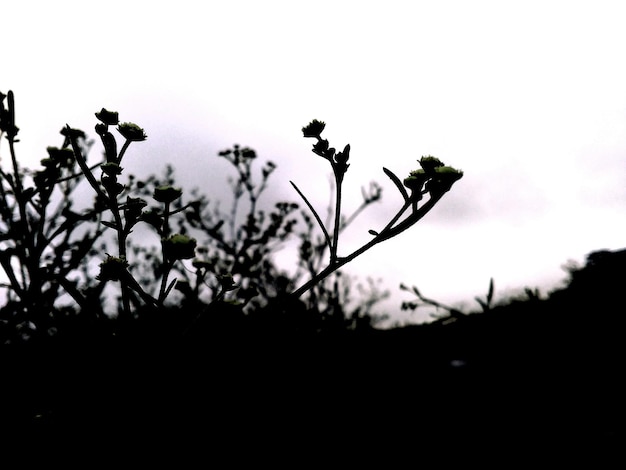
[3,0,626,325]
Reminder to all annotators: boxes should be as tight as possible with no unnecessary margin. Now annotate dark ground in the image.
[1,249,624,461]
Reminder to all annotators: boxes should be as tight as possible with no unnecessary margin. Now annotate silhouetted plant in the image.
[291,171,385,328]
[0,91,108,342]
[124,147,304,328]
[0,92,463,343]
[400,277,495,323]
[291,120,463,298]
[128,148,389,332]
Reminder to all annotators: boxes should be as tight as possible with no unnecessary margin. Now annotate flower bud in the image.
[46,147,74,166]
[241,147,256,159]
[124,196,147,221]
[95,123,108,136]
[39,158,58,172]
[335,144,350,164]
[0,91,19,138]
[312,139,330,157]
[95,108,119,125]
[102,177,124,196]
[216,273,238,291]
[101,162,123,177]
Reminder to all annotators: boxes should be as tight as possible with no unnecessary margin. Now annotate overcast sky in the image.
[3,0,626,325]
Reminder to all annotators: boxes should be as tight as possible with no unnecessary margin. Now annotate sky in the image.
[2,0,625,326]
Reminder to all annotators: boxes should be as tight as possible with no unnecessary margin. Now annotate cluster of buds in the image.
[403,156,463,201]
[218,144,257,165]
[94,109,146,198]
[302,120,350,176]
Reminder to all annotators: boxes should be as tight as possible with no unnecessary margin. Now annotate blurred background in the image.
[2,0,625,325]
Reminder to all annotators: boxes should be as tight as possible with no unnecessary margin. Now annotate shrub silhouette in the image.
[0,92,463,345]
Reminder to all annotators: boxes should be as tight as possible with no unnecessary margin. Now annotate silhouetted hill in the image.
[2,249,624,454]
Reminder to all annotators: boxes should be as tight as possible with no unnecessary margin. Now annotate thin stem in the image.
[117,139,132,163]
[55,162,102,184]
[290,181,332,251]
[67,126,108,203]
[375,192,443,243]
[291,192,443,298]
[158,260,175,304]
[8,134,41,302]
[378,200,412,236]
[158,201,172,304]
[121,270,159,308]
[330,171,343,262]
[0,251,25,300]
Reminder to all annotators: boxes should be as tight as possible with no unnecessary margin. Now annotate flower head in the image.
[403,168,428,191]
[96,255,129,282]
[153,185,182,203]
[240,147,256,159]
[426,166,464,195]
[117,122,147,141]
[139,209,163,231]
[163,234,197,260]
[419,156,444,174]
[192,259,213,271]
[302,119,326,138]
[404,157,463,199]
[61,126,86,140]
